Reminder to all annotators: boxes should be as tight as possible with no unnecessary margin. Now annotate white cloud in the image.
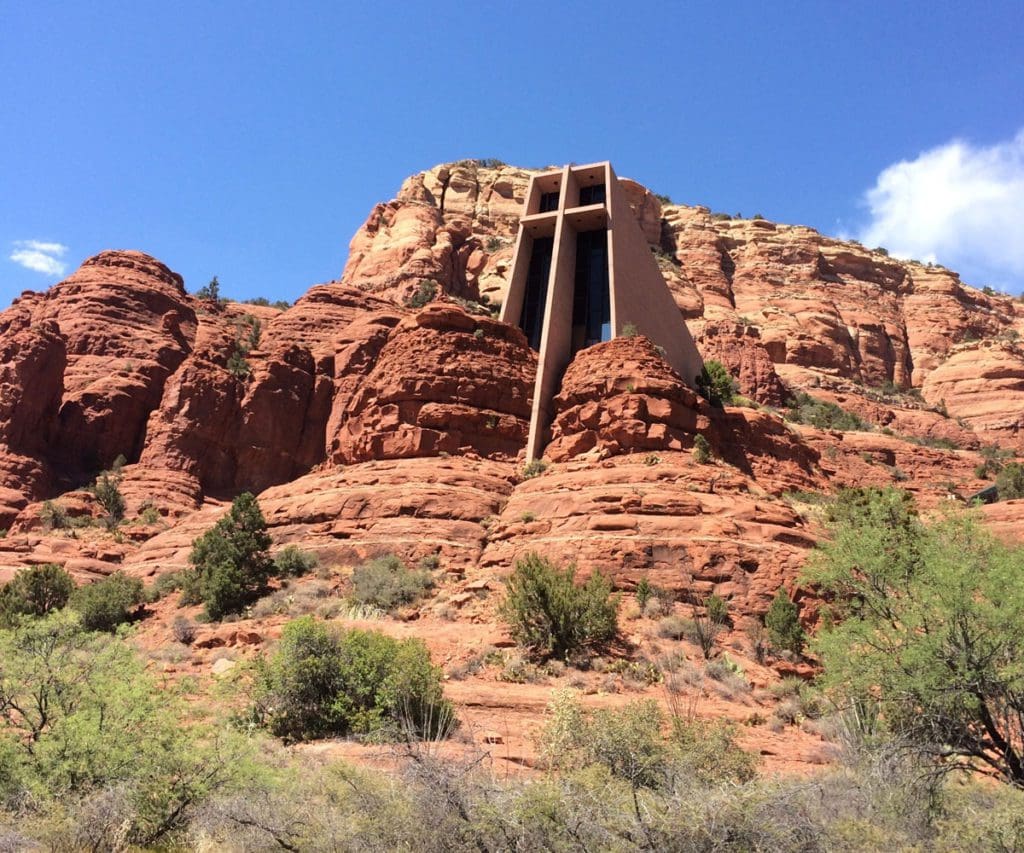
[856,130,1024,291]
[9,240,69,277]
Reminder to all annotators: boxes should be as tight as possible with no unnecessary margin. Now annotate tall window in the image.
[538,191,560,213]
[571,229,610,353]
[520,237,553,350]
[578,183,606,206]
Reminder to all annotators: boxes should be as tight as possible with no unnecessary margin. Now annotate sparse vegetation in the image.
[500,553,619,661]
[195,275,221,301]
[692,433,712,463]
[404,279,438,309]
[996,461,1024,500]
[39,499,70,531]
[92,470,126,529]
[520,458,548,479]
[620,321,639,337]
[785,391,871,431]
[349,554,433,611]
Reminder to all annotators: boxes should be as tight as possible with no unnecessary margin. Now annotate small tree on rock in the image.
[185,492,274,620]
[0,563,74,625]
[764,588,805,654]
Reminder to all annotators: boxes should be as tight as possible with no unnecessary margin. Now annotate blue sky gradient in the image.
[2,0,1022,305]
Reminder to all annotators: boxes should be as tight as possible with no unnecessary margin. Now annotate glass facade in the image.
[571,229,611,352]
[520,236,553,350]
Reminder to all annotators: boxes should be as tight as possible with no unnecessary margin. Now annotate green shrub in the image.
[521,458,548,479]
[185,493,274,620]
[91,471,125,528]
[404,280,438,309]
[226,347,251,378]
[0,563,74,624]
[764,588,805,654]
[195,275,221,300]
[692,434,712,464]
[695,360,737,406]
[996,462,1024,500]
[706,593,729,626]
[39,500,69,531]
[785,392,871,431]
[350,554,432,611]
[500,553,619,661]
[251,616,454,742]
[70,572,144,632]
[635,576,653,609]
[620,322,639,337]
[274,545,319,577]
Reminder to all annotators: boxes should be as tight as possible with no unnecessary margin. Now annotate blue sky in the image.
[2,0,1023,306]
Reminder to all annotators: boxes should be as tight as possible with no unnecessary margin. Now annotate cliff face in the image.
[0,159,1021,618]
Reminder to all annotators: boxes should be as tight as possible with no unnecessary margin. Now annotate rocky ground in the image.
[1,159,1022,772]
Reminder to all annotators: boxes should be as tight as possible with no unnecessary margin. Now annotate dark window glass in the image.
[539,191,560,213]
[520,237,553,350]
[571,230,610,353]
[578,184,606,206]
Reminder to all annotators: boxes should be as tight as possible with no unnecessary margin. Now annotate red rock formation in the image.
[332,304,536,463]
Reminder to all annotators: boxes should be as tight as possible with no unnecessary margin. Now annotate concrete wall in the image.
[606,163,704,386]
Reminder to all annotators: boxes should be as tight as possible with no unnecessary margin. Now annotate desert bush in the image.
[520,458,548,479]
[350,554,433,611]
[706,593,729,625]
[70,572,144,632]
[785,392,871,431]
[764,588,805,654]
[692,433,712,464]
[996,461,1024,500]
[807,490,1024,787]
[404,279,438,309]
[0,563,74,625]
[656,615,689,640]
[250,616,454,742]
[39,500,69,531]
[184,492,275,620]
[274,545,318,577]
[695,359,737,406]
[171,615,196,645]
[0,611,248,845]
[91,471,126,529]
[500,553,618,661]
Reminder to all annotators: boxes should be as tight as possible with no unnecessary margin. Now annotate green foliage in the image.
[91,470,125,528]
[806,489,1024,786]
[692,433,712,464]
[694,359,737,406]
[706,593,729,626]
[0,563,74,625]
[485,236,502,252]
[635,576,653,609]
[349,554,433,611]
[500,553,619,661]
[251,616,454,742]
[0,612,247,844]
[764,588,805,654]
[185,492,274,620]
[785,391,871,431]
[404,279,438,309]
[620,321,639,337]
[242,296,290,310]
[520,458,548,479]
[226,347,251,378]
[540,690,757,789]
[983,285,996,296]
[274,545,319,577]
[39,500,69,531]
[195,275,221,301]
[70,572,143,632]
[996,461,1024,500]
